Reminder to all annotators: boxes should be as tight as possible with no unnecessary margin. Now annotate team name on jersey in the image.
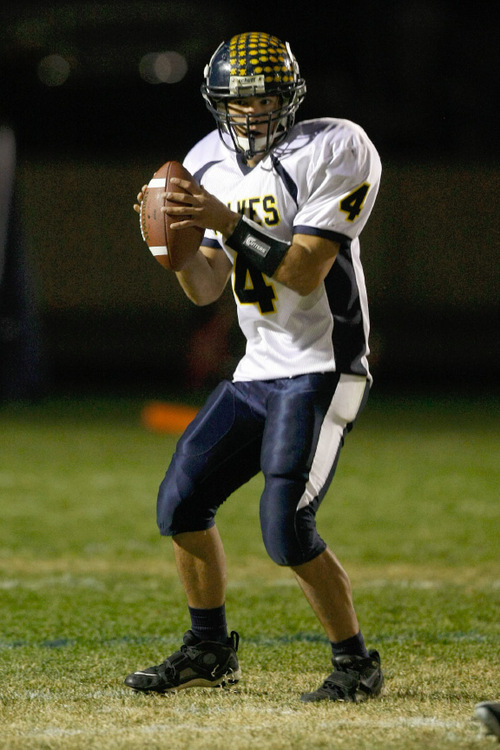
[227,195,281,227]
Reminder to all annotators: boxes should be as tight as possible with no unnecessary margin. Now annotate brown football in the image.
[139,160,204,271]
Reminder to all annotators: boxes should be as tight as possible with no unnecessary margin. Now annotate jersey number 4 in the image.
[234,254,277,314]
[339,183,370,222]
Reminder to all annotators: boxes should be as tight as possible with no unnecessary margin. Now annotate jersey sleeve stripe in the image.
[293,225,350,244]
[201,237,223,249]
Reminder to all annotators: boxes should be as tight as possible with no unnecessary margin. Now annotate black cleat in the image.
[124,630,241,694]
[300,649,384,703]
[475,702,500,740]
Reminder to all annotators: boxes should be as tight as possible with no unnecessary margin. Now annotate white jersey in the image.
[183,118,382,383]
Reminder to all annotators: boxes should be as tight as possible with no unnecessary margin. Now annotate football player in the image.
[125,31,384,702]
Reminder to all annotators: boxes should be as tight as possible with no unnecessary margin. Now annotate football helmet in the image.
[201,32,306,161]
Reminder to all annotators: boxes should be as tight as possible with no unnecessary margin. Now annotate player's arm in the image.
[164,179,339,296]
[175,246,232,306]
[270,234,339,295]
[223,214,339,295]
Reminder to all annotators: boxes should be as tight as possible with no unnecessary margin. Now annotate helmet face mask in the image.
[215,95,298,159]
[201,32,306,161]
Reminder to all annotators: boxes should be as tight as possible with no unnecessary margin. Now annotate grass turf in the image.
[0,390,499,749]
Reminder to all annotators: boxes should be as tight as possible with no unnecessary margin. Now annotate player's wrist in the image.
[222,212,242,239]
[225,215,290,277]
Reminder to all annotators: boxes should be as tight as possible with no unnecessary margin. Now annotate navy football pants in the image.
[156,372,369,566]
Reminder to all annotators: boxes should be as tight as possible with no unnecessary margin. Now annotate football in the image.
[139,160,204,271]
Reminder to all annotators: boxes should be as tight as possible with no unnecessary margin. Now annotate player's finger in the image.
[162,204,200,215]
[169,217,200,230]
[169,176,194,192]
[163,190,196,204]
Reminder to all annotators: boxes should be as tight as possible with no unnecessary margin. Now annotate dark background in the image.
[1,0,499,400]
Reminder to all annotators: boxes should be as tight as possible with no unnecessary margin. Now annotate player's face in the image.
[226,96,281,136]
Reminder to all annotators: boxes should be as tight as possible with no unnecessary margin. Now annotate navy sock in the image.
[330,631,369,659]
[188,604,228,643]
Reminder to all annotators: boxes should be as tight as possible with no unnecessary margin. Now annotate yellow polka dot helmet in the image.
[201,32,306,161]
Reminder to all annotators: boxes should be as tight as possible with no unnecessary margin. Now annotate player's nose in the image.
[242,100,266,115]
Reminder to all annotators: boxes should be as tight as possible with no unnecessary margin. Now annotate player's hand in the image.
[163,177,240,238]
[133,185,148,214]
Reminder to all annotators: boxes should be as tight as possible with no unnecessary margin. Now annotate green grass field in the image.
[0,389,499,749]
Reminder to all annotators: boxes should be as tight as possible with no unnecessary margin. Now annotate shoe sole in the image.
[300,680,384,704]
[127,667,242,694]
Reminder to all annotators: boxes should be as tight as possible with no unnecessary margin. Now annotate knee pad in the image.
[156,456,216,536]
[260,479,326,566]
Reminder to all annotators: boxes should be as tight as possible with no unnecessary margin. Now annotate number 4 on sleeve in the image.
[339,183,370,222]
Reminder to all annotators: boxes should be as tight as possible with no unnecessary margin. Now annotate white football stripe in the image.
[149,246,168,255]
[148,178,166,189]
[297,374,366,511]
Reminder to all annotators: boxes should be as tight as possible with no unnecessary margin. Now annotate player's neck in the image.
[245,152,266,168]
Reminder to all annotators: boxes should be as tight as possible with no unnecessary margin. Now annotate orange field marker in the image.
[140,401,199,434]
